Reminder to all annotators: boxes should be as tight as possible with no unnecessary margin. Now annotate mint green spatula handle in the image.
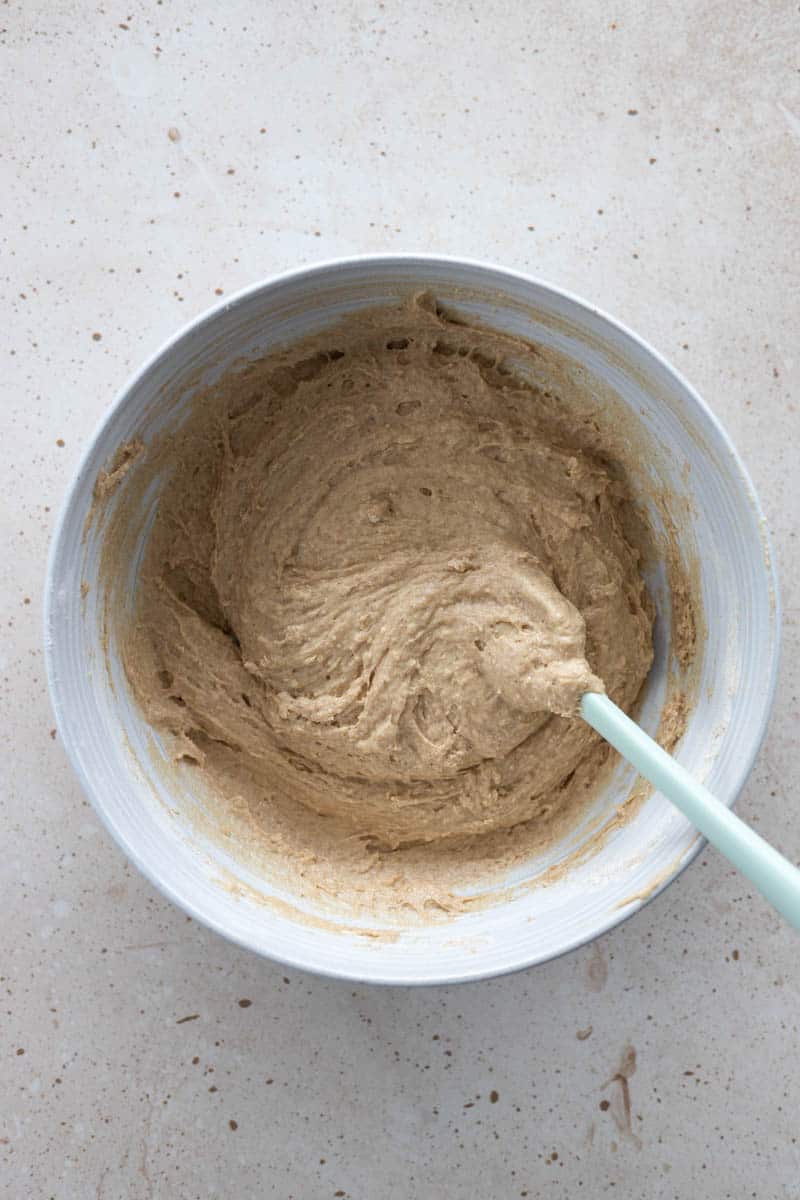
[581,691,800,931]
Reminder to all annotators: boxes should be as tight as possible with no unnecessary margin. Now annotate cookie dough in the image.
[124,297,653,851]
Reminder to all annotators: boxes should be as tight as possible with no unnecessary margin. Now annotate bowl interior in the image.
[45,258,778,983]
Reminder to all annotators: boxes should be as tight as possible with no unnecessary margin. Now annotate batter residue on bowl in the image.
[113,296,691,917]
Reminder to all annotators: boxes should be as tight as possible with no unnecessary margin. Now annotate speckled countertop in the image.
[3,2,799,1196]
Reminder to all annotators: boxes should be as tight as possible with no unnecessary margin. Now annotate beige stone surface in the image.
[2,2,798,1196]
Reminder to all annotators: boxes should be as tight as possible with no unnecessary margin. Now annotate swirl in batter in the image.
[125,298,653,853]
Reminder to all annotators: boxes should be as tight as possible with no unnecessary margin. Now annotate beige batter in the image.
[122,296,656,867]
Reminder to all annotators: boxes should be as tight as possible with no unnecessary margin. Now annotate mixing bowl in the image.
[44,255,779,984]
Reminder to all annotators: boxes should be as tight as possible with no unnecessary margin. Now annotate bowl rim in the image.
[44,253,782,985]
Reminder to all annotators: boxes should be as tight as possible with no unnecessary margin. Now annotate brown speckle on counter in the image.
[602,1044,640,1147]
[586,942,608,992]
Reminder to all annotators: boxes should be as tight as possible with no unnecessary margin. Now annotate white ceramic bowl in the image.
[45,256,779,984]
